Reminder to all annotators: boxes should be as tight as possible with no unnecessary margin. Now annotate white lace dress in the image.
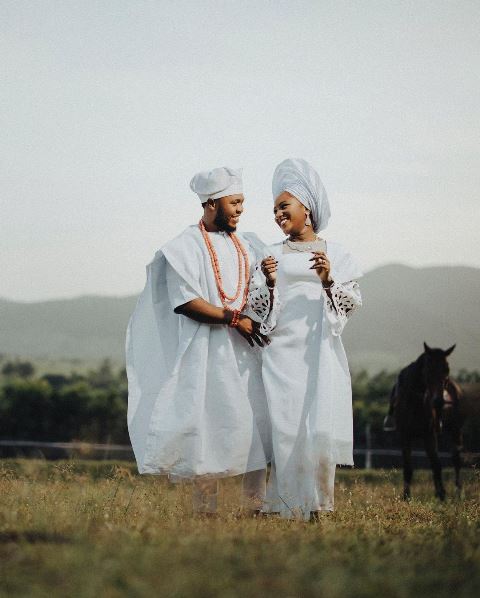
[248,239,363,520]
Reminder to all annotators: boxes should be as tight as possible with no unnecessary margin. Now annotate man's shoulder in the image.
[239,231,266,253]
[240,231,263,242]
[166,225,201,246]
[151,226,202,263]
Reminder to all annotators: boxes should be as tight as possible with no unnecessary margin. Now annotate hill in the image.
[1,264,479,374]
[344,264,479,373]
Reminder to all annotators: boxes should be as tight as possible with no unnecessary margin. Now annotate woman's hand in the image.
[261,256,278,287]
[309,251,332,283]
[236,315,270,347]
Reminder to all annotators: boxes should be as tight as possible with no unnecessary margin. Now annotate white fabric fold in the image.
[126,225,271,478]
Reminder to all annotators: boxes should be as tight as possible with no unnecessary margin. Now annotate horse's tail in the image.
[383,380,399,431]
[388,381,398,415]
[390,381,398,399]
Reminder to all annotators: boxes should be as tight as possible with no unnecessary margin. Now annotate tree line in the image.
[0,359,128,444]
[1,358,479,449]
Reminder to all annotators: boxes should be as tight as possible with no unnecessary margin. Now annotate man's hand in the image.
[261,256,278,287]
[236,315,270,347]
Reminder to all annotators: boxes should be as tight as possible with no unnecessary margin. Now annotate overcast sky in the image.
[2,0,479,302]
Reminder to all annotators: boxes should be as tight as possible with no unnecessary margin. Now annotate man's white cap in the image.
[190,167,243,203]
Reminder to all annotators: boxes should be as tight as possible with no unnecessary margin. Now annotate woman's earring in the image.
[305,212,312,227]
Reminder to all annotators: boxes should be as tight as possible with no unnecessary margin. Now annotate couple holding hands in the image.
[126,158,363,521]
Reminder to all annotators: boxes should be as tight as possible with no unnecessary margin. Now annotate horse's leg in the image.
[452,446,462,496]
[451,428,463,496]
[402,440,413,500]
[424,434,446,501]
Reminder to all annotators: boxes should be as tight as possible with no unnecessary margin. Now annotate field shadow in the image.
[0,530,72,544]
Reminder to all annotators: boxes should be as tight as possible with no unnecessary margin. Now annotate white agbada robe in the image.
[248,239,363,519]
[126,224,271,479]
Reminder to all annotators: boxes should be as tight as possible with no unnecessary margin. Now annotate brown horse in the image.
[384,343,464,500]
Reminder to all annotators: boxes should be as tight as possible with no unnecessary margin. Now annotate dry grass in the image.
[0,460,479,597]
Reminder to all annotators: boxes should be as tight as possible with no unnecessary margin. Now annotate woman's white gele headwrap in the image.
[272,158,331,233]
[190,167,243,203]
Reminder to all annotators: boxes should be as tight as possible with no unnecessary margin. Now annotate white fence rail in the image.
[0,440,131,451]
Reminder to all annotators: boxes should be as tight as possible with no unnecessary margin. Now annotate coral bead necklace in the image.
[198,219,250,311]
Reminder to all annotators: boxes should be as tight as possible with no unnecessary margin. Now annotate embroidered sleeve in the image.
[245,261,280,334]
[323,280,362,336]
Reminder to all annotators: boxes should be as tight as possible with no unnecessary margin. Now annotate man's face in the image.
[214,194,244,232]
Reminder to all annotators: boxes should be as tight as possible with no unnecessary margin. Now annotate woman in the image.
[248,158,363,521]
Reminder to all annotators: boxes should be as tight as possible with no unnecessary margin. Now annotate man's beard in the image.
[214,206,236,233]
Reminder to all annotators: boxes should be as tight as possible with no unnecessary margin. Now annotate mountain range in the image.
[1,264,479,374]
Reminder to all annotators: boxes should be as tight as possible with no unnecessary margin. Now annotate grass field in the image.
[0,460,479,597]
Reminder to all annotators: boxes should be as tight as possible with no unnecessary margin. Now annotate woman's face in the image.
[274,191,309,236]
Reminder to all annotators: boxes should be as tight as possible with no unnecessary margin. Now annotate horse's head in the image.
[422,342,455,408]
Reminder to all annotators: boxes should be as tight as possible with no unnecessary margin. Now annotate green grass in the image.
[0,460,479,597]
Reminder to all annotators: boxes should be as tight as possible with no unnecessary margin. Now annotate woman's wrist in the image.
[322,277,334,288]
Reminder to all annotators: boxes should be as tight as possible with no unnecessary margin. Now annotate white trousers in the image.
[192,469,267,513]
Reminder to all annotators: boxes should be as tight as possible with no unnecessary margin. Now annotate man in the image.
[126,167,271,515]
